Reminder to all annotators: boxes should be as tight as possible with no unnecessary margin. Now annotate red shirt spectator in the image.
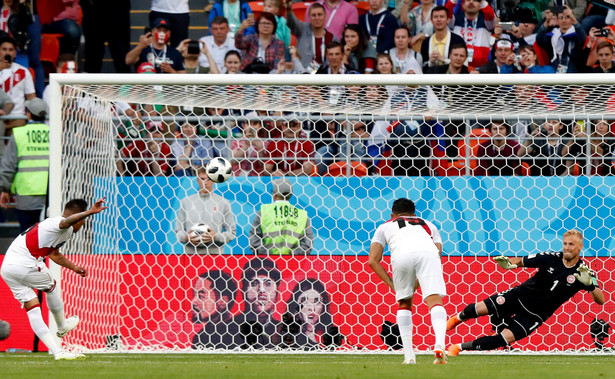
[265,120,314,176]
[121,122,171,176]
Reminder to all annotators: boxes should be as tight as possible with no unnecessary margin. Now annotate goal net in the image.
[49,73,615,353]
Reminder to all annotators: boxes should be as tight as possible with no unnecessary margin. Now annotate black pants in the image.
[16,208,43,232]
[81,0,131,73]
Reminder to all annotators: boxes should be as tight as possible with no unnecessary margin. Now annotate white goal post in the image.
[48,73,615,353]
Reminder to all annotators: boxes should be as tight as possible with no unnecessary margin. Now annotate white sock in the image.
[27,306,61,355]
[396,309,414,361]
[46,288,66,329]
[430,305,447,349]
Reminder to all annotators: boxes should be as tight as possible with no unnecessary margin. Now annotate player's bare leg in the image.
[425,294,447,364]
[397,297,415,364]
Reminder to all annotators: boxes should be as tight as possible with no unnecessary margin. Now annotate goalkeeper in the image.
[447,229,605,356]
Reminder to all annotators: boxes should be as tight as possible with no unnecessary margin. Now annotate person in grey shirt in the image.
[175,166,236,254]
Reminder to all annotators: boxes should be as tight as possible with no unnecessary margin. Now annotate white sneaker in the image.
[402,357,416,364]
[54,351,86,361]
[56,316,79,338]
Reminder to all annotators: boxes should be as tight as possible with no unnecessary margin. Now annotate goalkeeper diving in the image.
[447,229,605,356]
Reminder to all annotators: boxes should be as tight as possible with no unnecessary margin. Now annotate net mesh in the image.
[54,77,615,354]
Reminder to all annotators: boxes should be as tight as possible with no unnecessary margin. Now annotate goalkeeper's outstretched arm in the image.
[493,255,523,270]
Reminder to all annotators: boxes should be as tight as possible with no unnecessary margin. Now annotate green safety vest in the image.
[12,123,49,196]
[260,201,308,255]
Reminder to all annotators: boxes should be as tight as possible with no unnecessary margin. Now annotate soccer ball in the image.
[206,157,232,183]
[189,223,210,237]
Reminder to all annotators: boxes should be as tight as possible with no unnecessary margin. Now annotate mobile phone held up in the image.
[284,47,292,62]
[187,40,201,55]
[4,54,11,64]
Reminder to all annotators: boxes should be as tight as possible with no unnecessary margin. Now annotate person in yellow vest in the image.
[0,98,49,232]
[249,178,313,255]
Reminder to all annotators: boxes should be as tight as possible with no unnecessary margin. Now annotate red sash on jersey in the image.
[25,223,57,259]
[2,68,26,93]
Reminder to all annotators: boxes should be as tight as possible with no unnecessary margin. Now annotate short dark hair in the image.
[241,258,281,291]
[450,43,468,55]
[29,112,46,122]
[211,16,229,25]
[431,5,449,19]
[64,199,88,213]
[309,2,325,14]
[198,270,237,310]
[326,40,343,54]
[257,12,277,34]
[391,198,415,215]
[0,36,16,49]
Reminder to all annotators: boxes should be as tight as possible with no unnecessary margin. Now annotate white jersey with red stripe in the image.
[371,216,441,261]
[3,217,74,266]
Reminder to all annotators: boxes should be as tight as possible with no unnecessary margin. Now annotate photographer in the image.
[125,18,185,73]
[500,45,555,73]
[581,27,615,72]
[536,5,587,73]
[0,37,35,132]
[177,39,208,74]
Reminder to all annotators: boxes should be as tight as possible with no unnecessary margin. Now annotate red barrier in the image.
[2,255,613,351]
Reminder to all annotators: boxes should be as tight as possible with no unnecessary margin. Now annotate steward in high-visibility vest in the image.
[0,98,50,232]
[249,178,314,255]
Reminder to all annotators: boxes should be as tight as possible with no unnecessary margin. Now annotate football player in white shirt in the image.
[0,197,107,360]
[368,198,447,364]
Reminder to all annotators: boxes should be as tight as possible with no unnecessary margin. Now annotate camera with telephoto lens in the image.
[187,40,201,55]
[590,318,611,350]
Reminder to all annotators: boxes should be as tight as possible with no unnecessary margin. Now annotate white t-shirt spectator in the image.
[198,35,239,70]
[0,62,35,116]
[151,0,189,13]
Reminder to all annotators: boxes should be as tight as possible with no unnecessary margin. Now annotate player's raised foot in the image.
[433,346,447,364]
[57,315,79,338]
[448,344,461,357]
[446,314,462,331]
[54,351,86,361]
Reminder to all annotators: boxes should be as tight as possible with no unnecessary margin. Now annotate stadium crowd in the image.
[3,0,615,179]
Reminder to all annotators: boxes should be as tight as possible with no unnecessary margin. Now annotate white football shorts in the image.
[391,250,446,301]
[1,262,55,304]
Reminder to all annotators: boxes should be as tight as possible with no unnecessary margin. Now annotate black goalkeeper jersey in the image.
[514,251,595,319]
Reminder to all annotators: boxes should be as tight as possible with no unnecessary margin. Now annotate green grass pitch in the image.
[1,353,614,378]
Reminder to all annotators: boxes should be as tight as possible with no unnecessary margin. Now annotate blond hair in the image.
[563,229,583,241]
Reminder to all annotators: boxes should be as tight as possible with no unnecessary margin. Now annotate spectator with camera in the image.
[518,119,569,176]
[177,39,208,73]
[235,12,285,73]
[581,27,615,72]
[125,18,185,74]
[198,16,238,73]
[285,1,337,72]
[0,37,35,132]
[500,44,556,73]
[475,39,516,73]
[536,5,587,73]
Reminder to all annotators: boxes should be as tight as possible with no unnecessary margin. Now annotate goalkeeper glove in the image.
[494,255,517,270]
[574,263,598,288]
